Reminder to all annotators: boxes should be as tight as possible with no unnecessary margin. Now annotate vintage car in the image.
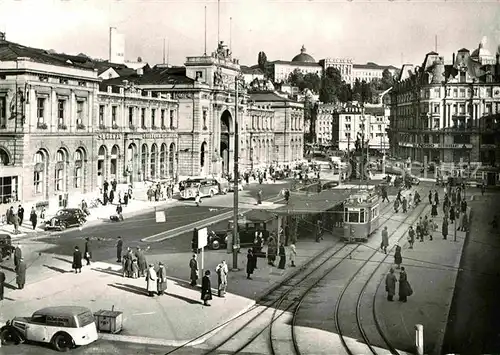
[44,208,87,231]
[0,232,15,261]
[179,178,221,199]
[227,178,245,192]
[0,306,98,352]
[208,211,273,254]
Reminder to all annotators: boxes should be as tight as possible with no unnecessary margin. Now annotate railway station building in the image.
[0,36,304,211]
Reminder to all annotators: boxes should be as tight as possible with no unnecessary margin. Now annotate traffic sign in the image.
[197,227,208,249]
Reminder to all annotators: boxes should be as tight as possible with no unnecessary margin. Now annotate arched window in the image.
[74,149,84,188]
[160,144,167,178]
[55,149,67,192]
[33,150,45,194]
[0,148,9,166]
[110,145,119,176]
[200,142,207,168]
[141,144,148,178]
[168,143,175,177]
[150,144,158,179]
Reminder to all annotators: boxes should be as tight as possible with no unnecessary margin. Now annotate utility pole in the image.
[232,75,242,271]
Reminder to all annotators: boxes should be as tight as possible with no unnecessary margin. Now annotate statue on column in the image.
[214,67,223,86]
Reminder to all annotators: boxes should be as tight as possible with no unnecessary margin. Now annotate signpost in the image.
[155,208,166,223]
[197,227,208,274]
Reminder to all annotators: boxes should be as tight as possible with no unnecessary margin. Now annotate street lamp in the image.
[231,72,245,271]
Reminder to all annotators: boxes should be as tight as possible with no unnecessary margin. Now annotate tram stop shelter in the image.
[271,188,362,243]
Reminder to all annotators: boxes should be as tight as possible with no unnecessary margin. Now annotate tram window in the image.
[360,208,365,223]
[348,211,359,223]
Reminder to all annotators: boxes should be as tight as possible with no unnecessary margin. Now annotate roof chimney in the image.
[452,52,455,65]
[0,32,5,41]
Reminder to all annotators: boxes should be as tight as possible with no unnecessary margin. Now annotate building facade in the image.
[270,46,322,83]
[387,40,500,166]
[315,104,336,145]
[332,104,390,151]
[321,58,354,85]
[0,38,304,210]
[352,62,399,83]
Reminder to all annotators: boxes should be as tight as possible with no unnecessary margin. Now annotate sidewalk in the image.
[0,236,337,346]
[374,201,471,355]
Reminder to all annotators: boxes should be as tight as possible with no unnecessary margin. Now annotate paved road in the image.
[442,189,500,354]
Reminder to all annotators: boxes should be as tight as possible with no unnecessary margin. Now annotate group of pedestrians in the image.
[0,244,26,300]
[3,205,41,233]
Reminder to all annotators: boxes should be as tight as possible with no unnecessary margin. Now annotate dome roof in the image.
[292,45,316,63]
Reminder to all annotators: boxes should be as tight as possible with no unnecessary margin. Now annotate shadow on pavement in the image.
[43,264,67,274]
[52,256,72,264]
[0,264,15,272]
[3,282,17,290]
[92,267,122,276]
[109,283,148,296]
[164,292,200,305]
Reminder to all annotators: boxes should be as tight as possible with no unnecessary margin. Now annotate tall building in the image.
[387,39,500,166]
[332,104,389,151]
[109,27,125,64]
[0,37,304,212]
[269,45,322,83]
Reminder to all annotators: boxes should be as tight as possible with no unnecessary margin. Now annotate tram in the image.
[343,189,381,242]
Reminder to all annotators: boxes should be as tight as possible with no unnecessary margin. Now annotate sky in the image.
[1,0,500,68]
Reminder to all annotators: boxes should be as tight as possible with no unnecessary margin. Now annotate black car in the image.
[208,224,270,255]
[44,208,87,231]
[0,233,14,261]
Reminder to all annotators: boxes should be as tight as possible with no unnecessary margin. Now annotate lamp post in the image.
[232,73,245,271]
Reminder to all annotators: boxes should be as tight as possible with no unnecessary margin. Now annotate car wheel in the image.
[211,240,220,250]
[52,332,73,352]
[210,190,214,198]
[0,327,19,345]
[59,223,67,231]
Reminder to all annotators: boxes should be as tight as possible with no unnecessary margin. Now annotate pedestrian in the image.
[131,259,139,279]
[84,237,92,265]
[431,201,438,217]
[442,218,449,240]
[460,212,469,232]
[449,206,455,224]
[12,212,20,234]
[116,236,123,262]
[14,244,22,267]
[123,192,129,206]
[257,190,262,205]
[398,267,413,302]
[457,188,462,206]
[189,254,199,286]
[402,197,408,213]
[414,190,421,205]
[416,220,423,242]
[394,243,402,269]
[0,270,5,300]
[29,207,37,230]
[156,262,167,296]
[109,189,115,204]
[103,179,109,193]
[380,226,389,254]
[385,268,397,302]
[215,260,228,297]
[112,178,117,192]
[278,242,286,269]
[145,264,157,297]
[434,190,439,205]
[135,247,147,277]
[423,215,432,241]
[408,194,413,209]
[289,243,297,267]
[393,198,400,213]
[407,226,415,249]
[267,236,277,266]
[461,199,467,214]
[201,270,213,306]
[246,249,256,279]
[5,206,13,225]
[116,204,123,221]
[315,219,323,242]
[18,205,24,225]
[253,231,263,267]
[481,183,486,196]
[428,191,432,204]
[123,248,133,278]
[451,189,457,206]
[72,246,82,273]
[195,192,202,207]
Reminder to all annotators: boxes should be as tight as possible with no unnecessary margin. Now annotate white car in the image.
[0,306,98,352]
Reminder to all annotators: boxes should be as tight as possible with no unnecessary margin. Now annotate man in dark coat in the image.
[385,268,397,301]
[84,237,92,265]
[201,270,212,306]
[16,257,26,289]
[428,191,432,204]
[442,218,449,240]
[0,270,5,300]
[135,247,147,277]
[116,236,123,262]
[278,243,286,269]
[111,179,117,192]
[29,207,38,230]
[73,246,82,273]
[156,262,167,296]
[398,267,412,302]
[189,254,198,286]
[18,205,25,225]
[246,249,256,279]
[14,244,22,267]
[103,180,109,193]
[5,206,13,225]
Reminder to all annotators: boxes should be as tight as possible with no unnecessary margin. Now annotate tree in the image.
[378,68,395,91]
[319,67,342,103]
[338,81,352,103]
[258,51,267,72]
[303,73,321,93]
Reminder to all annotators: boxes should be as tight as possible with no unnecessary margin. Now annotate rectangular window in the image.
[74,167,82,188]
[128,107,134,126]
[453,89,458,98]
[111,106,117,126]
[99,105,105,126]
[161,109,165,127]
[345,124,351,130]
[37,98,46,123]
[378,124,382,131]
[459,88,465,98]
[486,103,492,114]
[57,99,65,124]
[202,110,207,128]
[76,100,84,125]
[151,108,156,127]
[169,110,175,127]
[141,108,146,128]
[34,172,43,194]
[348,211,360,223]
[360,208,365,223]
[0,96,6,127]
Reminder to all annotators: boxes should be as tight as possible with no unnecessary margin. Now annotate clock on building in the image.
[493,87,500,98]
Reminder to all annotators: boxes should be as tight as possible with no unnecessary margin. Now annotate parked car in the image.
[44,208,87,231]
[322,181,340,190]
[0,233,15,261]
[0,306,98,352]
[228,179,244,192]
